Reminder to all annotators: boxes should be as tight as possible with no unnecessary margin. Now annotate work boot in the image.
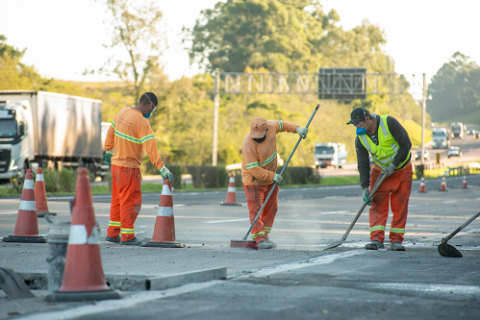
[391,242,406,251]
[120,237,143,246]
[365,240,385,250]
[257,241,274,250]
[105,236,121,243]
[265,238,277,248]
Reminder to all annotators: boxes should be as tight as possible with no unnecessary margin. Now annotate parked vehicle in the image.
[314,142,348,169]
[451,122,464,139]
[0,91,107,180]
[432,128,450,149]
[447,146,462,158]
[414,149,430,161]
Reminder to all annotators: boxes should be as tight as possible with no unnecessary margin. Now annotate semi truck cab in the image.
[0,100,34,179]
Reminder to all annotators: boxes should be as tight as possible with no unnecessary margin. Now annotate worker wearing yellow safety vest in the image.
[241,117,308,250]
[104,92,173,246]
[347,108,412,251]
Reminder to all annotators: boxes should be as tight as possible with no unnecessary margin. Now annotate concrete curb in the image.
[18,267,227,291]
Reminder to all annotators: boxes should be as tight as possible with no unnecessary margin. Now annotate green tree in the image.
[0,35,44,90]
[184,0,393,73]
[427,52,480,122]
[103,0,166,101]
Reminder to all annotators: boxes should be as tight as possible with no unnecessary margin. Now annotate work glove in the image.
[295,127,308,139]
[104,153,112,166]
[159,165,173,181]
[382,163,397,177]
[273,173,283,185]
[362,187,372,206]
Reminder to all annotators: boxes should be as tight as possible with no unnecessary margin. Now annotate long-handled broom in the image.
[320,171,388,251]
[438,210,480,258]
[230,104,320,249]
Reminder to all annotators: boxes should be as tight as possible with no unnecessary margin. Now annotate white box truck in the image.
[0,90,107,181]
[451,122,464,139]
[314,142,348,169]
[432,128,450,149]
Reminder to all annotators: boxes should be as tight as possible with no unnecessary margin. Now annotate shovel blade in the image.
[438,243,463,258]
[320,241,343,251]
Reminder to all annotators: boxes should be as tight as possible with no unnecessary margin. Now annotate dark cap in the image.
[347,108,367,125]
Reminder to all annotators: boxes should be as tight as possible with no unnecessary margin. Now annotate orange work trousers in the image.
[243,183,279,242]
[107,165,142,241]
[369,163,413,243]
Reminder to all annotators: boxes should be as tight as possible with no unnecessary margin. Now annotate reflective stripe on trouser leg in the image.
[113,165,142,242]
[243,183,278,243]
[389,163,412,243]
[368,169,390,243]
[107,166,121,238]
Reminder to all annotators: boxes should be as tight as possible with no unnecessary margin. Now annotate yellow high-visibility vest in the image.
[358,115,410,170]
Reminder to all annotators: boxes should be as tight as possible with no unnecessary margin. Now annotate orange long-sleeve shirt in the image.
[241,120,298,186]
[105,107,164,170]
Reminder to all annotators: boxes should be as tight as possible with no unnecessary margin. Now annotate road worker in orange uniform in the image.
[347,108,412,251]
[104,92,173,245]
[242,118,308,250]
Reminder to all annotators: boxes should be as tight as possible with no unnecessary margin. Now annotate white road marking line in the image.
[236,250,366,279]
[324,196,346,199]
[18,281,220,320]
[320,210,348,215]
[443,200,458,204]
[204,218,249,224]
[0,211,18,215]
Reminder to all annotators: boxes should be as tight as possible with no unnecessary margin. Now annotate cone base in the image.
[45,289,121,302]
[3,235,46,243]
[141,241,185,248]
[220,202,241,206]
[37,212,57,218]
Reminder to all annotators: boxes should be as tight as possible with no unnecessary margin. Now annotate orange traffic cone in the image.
[462,175,468,189]
[35,168,56,218]
[142,178,184,248]
[220,174,241,206]
[439,175,447,191]
[3,169,46,243]
[419,175,426,193]
[46,168,120,302]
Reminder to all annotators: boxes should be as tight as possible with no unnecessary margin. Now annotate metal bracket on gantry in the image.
[0,267,35,299]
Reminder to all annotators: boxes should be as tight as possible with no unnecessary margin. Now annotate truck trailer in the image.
[0,90,107,180]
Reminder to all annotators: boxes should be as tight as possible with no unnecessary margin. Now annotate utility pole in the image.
[212,70,219,166]
[421,73,426,166]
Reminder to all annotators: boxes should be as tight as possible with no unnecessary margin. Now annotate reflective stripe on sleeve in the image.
[261,150,277,167]
[276,120,283,132]
[246,161,260,169]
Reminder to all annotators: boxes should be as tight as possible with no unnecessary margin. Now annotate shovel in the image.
[230,104,320,249]
[320,171,388,251]
[438,210,480,258]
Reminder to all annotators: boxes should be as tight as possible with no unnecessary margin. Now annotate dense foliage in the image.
[427,52,480,122]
